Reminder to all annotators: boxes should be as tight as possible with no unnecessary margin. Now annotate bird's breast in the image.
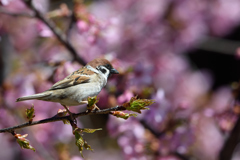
[57,83,103,106]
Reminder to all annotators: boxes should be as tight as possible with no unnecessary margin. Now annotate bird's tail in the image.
[16,92,51,102]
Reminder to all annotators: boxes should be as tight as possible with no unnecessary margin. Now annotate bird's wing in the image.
[48,67,95,90]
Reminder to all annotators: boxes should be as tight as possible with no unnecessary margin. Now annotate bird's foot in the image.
[86,104,100,112]
[93,104,100,111]
[62,105,77,125]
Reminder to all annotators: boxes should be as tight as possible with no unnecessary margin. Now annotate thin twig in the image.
[197,36,240,55]
[0,105,125,133]
[140,120,166,138]
[0,3,86,65]
[22,0,86,65]
[66,12,77,40]
[172,152,190,160]
[1,2,86,64]
[219,115,240,160]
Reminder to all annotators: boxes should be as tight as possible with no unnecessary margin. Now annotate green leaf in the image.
[83,140,93,151]
[26,106,35,122]
[123,97,155,113]
[74,130,95,158]
[62,119,70,124]
[75,132,85,157]
[87,96,99,108]
[15,134,35,152]
[80,128,102,133]
[112,111,138,120]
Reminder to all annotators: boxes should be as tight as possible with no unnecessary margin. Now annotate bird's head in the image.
[87,58,119,78]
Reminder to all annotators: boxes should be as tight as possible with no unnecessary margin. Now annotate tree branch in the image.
[1,2,86,64]
[0,105,125,133]
[66,12,77,40]
[219,115,240,160]
[140,119,166,138]
[22,0,86,65]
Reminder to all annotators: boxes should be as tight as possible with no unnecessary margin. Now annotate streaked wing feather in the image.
[72,74,91,85]
[48,67,95,90]
[48,74,91,90]
[48,78,73,90]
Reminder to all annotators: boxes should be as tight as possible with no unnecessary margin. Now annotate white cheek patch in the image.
[99,66,110,79]
[87,65,110,80]
[86,65,99,73]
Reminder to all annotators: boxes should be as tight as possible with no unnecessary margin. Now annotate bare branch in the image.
[21,0,86,65]
[140,119,166,138]
[0,2,86,65]
[66,12,77,40]
[0,105,125,133]
[219,115,240,160]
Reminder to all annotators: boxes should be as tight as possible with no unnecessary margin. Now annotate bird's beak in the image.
[110,68,119,74]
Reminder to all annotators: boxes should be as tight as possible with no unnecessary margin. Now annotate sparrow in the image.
[16,58,119,110]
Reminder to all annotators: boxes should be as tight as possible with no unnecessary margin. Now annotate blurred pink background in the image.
[0,0,240,160]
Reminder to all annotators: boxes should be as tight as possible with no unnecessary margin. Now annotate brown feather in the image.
[49,78,73,90]
[70,67,95,76]
[48,67,94,90]
[71,75,91,85]
[87,58,113,68]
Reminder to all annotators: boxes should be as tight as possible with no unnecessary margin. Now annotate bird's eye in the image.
[100,68,107,74]
[106,64,111,69]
